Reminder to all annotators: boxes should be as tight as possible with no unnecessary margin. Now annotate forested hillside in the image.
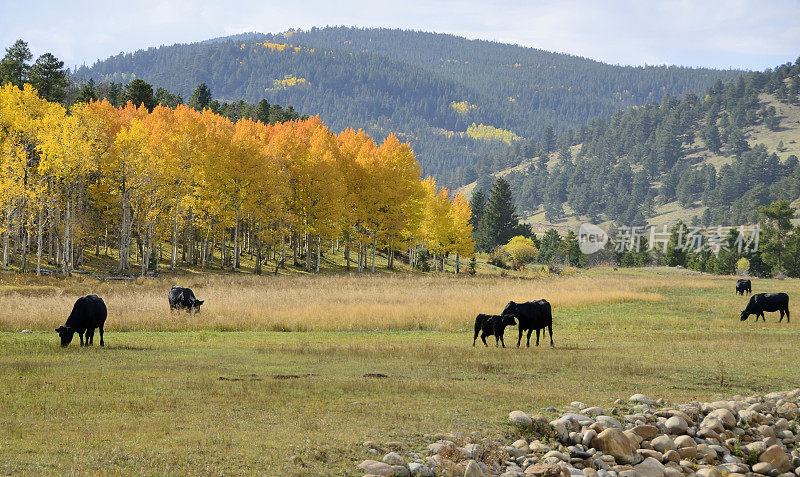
[468,59,800,228]
[76,27,743,188]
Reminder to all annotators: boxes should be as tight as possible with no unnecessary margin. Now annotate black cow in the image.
[473,314,517,347]
[736,279,752,296]
[169,286,204,312]
[55,295,107,347]
[741,293,790,322]
[501,300,553,347]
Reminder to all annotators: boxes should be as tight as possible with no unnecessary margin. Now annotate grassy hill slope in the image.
[459,74,800,231]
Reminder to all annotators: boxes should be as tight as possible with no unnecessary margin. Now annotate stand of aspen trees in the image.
[0,84,474,276]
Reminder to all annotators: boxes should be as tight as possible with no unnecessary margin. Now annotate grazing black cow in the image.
[741,293,790,322]
[169,286,204,312]
[55,295,107,347]
[736,279,752,296]
[473,314,517,347]
[501,300,553,347]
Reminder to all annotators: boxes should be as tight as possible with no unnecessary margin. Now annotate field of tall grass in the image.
[1,269,681,332]
[1,267,798,475]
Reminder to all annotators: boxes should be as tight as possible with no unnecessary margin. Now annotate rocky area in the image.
[357,389,800,477]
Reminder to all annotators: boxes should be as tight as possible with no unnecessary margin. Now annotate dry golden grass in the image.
[0,270,674,332]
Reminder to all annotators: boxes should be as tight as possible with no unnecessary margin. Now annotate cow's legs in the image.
[526,329,533,347]
[481,334,488,347]
[535,328,540,346]
[786,309,790,323]
[78,331,84,346]
[495,335,500,347]
[780,310,785,322]
[86,328,93,346]
[548,325,554,346]
[99,327,104,347]
[473,328,479,346]
[500,334,506,348]
[517,328,523,347]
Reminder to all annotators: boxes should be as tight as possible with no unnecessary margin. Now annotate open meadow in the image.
[1,267,799,475]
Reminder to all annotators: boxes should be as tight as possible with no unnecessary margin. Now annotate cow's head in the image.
[740,310,750,321]
[192,300,204,312]
[501,314,517,327]
[501,301,517,317]
[55,325,75,347]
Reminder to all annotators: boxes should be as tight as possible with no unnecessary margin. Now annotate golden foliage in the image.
[465,122,522,144]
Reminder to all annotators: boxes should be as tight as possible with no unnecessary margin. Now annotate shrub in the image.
[736,257,750,276]
[488,247,509,269]
[503,236,538,269]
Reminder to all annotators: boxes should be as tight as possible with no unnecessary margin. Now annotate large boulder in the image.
[759,445,793,474]
[592,428,638,465]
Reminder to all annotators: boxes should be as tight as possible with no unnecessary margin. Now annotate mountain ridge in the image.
[76,26,745,187]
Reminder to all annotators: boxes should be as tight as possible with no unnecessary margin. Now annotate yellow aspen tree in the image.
[448,191,475,273]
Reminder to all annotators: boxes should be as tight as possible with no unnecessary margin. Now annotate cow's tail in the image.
[473,316,481,340]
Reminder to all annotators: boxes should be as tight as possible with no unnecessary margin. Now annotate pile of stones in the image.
[357,389,800,477]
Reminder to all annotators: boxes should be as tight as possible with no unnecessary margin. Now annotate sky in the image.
[1,0,798,71]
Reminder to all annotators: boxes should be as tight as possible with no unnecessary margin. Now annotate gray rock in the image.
[651,436,677,453]
[464,459,487,477]
[384,452,405,466]
[753,462,773,474]
[704,409,736,429]
[596,416,623,429]
[634,457,665,477]
[524,463,564,476]
[463,444,482,460]
[358,459,397,476]
[391,465,411,477]
[512,439,530,454]
[630,394,657,406]
[583,430,598,449]
[664,416,688,435]
[510,411,533,427]
[408,462,432,476]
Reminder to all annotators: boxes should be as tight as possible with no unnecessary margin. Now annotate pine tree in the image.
[29,53,68,103]
[74,79,97,104]
[469,188,485,229]
[477,177,522,251]
[0,40,32,88]
[189,83,213,111]
[122,79,157,111]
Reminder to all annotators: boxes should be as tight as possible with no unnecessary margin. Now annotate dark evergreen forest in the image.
[76,27,743,188]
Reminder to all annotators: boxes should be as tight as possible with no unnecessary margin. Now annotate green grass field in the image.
[1,267,799,475]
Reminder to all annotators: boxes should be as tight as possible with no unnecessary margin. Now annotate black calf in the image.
[473,314,517,347]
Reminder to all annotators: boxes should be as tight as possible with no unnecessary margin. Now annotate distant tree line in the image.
[0,40,305,126]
